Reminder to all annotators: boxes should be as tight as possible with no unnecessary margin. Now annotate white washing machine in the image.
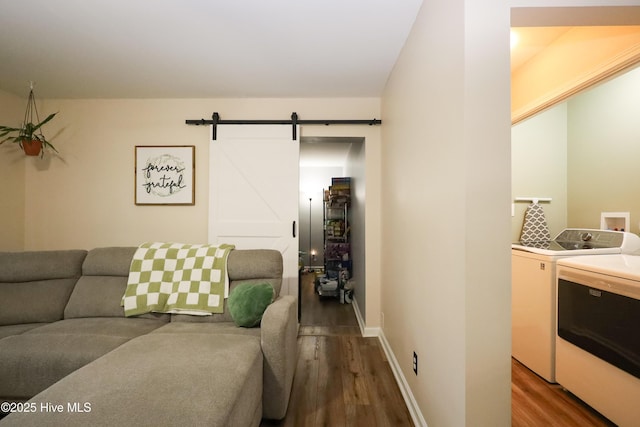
[556,254,640,427]
[511,229,640,383]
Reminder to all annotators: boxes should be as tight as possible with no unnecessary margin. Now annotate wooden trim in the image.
[512,42,640,125]
[512,6,640,27]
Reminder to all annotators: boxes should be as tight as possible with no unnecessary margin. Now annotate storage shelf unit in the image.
[317,177,352,298]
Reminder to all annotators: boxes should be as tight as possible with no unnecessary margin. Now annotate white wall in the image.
[344,141,366,317]
[0,89,27,250]
[381,1,511,425]
[512,103,568,241]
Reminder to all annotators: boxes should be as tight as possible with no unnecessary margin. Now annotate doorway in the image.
[299,136,365,325]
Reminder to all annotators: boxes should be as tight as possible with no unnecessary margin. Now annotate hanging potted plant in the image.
[0,84,58,158]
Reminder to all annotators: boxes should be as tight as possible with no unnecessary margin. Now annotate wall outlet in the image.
[413,351,418,375]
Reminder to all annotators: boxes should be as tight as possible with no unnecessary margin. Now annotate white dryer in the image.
[556,254,640,427]
[511,229,640,383]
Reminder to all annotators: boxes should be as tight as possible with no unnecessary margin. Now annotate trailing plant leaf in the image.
[0,112,58,155]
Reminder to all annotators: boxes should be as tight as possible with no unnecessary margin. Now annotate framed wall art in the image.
[135,145,195,205]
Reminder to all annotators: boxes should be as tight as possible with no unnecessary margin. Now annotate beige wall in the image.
[23,98,378,247]
[380,1,638,426]
[512,103,568,241]
[0,89,27,250]
[18,96,383,325]
[381,0,511,425]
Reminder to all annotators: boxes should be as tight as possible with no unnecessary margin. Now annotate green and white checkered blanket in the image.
[122,242,235,317]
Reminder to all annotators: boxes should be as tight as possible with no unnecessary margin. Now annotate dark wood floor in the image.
[512,358,615,427]
[261,272,413,427]
[264,273,616,427]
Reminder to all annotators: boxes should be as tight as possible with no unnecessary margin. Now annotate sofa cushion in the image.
[0,334,131,398]
[227,249,283,295]
[0,250,87,283]
[0,250,87,325]
[0,318,166,399]
[150,321,261,338]
[154,296,298,420]
[64,247,169,321]
[0,324,49,340]
[81,247,137,276]
[228,282,275,327]
[1,333,264,426]
[24,318,166,338]
[64,276,130,318]
[63,247,135,318]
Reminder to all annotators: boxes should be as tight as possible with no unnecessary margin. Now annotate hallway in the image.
[261,272,414,426]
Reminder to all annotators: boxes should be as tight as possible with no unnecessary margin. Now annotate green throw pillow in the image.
[228,282,275,327]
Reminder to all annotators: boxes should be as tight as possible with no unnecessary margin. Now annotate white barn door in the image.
[209,125,299,297]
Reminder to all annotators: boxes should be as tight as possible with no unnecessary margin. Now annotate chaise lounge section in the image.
[0,246,297,426]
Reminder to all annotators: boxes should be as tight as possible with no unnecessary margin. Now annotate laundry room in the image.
[512,64,640,239]
[511,39,640,427]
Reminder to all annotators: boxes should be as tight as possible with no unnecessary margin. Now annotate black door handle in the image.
[292,221,296,238]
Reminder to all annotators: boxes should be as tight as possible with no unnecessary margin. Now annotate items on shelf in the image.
[325,220,345,239]
[325,242,350,260]
[320,177,352,300]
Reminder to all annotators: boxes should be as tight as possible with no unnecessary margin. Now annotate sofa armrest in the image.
[260,295,297,420]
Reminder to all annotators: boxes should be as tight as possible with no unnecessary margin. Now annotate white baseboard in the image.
[378,331,428,427]
[351,297,427,427]
[351,297,379,337]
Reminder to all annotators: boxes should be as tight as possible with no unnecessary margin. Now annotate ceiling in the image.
[0,2,612,101]
[3,3,633,166]
[510,27,572,72]
[0,0,423,99]
[299,137,362,167]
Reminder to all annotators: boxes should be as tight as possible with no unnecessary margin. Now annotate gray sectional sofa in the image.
[0,247,297,426]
